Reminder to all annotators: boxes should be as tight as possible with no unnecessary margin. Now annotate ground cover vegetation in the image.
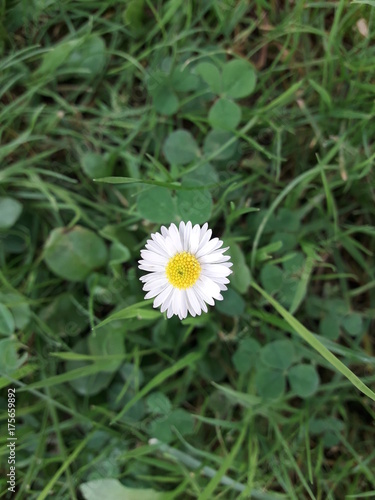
[1,0,375,498]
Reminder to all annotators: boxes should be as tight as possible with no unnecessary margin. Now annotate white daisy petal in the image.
[194,280,215,306]
[180,290,188,319]
[210,276,230,285]
[183,221,192,251]
[140,271,166,283]
[138,262,166,272]
[160,290,173,313]
[153,232,175,256]
[198,251,231,264]
[153,285,173,308]
[179,221,186,248]
[198,274,223,300]
[160,226,169,237]
[196,237,222,258]
[145,282,170,300]
[139,221,233,319]
[195,291,208,313]
[199,222,208,240]
[167,306,174,319]
[145,241,169,257]
[185,293,196,317]
[172,288,183,318]
[142,277,168,292]
[186,287,201,316]
[168,223,183,252]
[140,250,168,265]
[189,224,201,254]
[201,264,233,278]
[197,228,212,251]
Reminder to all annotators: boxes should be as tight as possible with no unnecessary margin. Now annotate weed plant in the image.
[1,1,375,499]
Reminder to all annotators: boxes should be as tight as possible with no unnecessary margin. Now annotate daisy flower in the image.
[138,221,233,320]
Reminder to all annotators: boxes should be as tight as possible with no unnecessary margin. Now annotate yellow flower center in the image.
[166,251,201,289]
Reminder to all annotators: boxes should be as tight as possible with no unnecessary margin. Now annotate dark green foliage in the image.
[1,1,375,498]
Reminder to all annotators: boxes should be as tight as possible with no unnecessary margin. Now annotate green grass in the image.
[1,1,375,498]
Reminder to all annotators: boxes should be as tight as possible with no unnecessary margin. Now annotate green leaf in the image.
[251,280,375,403]
[198,414,249,500]
[149,408,194,443]
[65,338,114,396]
[152,316,187,349]
[119,364,144,394]
[212,382,262,408]
[5,0,37,32]
[275,208,301,233]
[182,162,219,185]
[108,383,146,422]
[87,273,122,305]
[0,339,27,373]
[308,78,332,108]
[195,61,222,94]
[278,278,299,309]
[137,186,176,223]
[287,248,314,314]
[34,39,82,76]
[93,176,139,184]
[176,184,212,225]
[147,70,166,96]
[40,293,89,337]
[228,243,251,294]
[260,264,283,294]
[222,59,256,99]
[256,368,286,399]
[331,297,351,316]
[319,313,340,340]
[288,364,320,398]
[94,300,158,330]
[309,417,345,434]
[152,84,179,115]
[351,0,375,6]
[111,351,201,424]
[85,443,121,477]
[0,197,23,230]
[261,339,295,370]
[163,129,200,165]
[88,321,125,372]
[282,251,305,273]
[232,338,261,373]
[216,287,245,316]
[147,392,172,415]
[44,226,108,282]
[198,354,226,382]
[63,35,107,77]
[109,241,131,265]
[203,130,239,161]
[80,479,163,500]
[342,313,363,337]
[270,232,297,253]
[208,98,241,130]
[254,241,283,264]
[0,293,31,330]
[100,225,138,248]
[171,66,200,92]
[0,304,15,336]
[124,0,145,32]
[81,153,113,178]
[0,364,37,390]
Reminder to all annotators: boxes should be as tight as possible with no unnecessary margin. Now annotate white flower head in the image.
[138,221,233,320]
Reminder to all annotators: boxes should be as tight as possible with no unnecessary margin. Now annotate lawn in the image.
[1,1,375,498]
